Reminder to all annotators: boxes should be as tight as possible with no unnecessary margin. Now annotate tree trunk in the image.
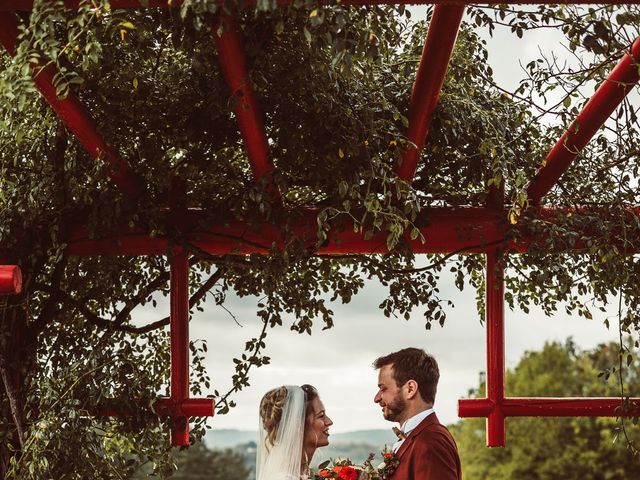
[0,293,29,478]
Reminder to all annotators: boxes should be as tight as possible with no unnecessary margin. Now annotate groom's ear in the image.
[404,380,419,400]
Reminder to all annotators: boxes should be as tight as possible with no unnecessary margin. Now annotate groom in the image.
[373,347,462,480]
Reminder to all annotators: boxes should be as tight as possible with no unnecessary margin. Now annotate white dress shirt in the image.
[392,408,435,452]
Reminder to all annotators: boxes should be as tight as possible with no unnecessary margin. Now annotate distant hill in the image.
[331,429,396,447]
[205,428,395,450]
[207,430,398,480]
[205,429,258,449]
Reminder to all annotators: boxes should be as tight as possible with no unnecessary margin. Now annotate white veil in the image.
[256,385,306,480]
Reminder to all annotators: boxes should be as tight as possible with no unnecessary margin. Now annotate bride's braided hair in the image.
[260,386,288,448]
[259,384,318,449]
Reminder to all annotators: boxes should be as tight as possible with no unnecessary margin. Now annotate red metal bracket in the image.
[397,4,465,182]
[526,37,640,205]
[0,12,141,198]
[0,265,22,295]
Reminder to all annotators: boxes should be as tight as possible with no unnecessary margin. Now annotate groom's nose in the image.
[374,391,381,403]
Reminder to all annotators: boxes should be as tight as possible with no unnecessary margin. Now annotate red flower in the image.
[337,466,359,480]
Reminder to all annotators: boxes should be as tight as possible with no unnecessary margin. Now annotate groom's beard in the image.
[383,393,406,422]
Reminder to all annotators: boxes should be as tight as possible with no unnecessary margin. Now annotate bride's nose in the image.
[325,416,333,426]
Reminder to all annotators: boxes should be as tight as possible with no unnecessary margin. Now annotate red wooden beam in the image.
[94,398,214,417]
[396,4,465,182]
[63,205,640,256]
[0,12,141,197]
[212,15,280,200]
[0,265,22,295]
[526,37,640,205]
[65,206,507,256]
[154,398,215,418]
[459,397,640,417]
[3,1,640,10]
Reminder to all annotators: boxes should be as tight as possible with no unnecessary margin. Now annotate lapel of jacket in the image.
[395,413,440,460]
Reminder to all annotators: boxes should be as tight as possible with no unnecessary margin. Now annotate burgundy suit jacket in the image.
[390,414,462,480]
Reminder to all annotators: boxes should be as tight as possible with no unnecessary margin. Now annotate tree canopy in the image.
[1,1,640,478]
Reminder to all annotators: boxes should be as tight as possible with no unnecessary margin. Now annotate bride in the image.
[257,384,333,480]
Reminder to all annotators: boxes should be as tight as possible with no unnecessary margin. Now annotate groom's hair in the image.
[373,348,439,404]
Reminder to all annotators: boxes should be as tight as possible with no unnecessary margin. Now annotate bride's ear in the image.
[404,380,419,399]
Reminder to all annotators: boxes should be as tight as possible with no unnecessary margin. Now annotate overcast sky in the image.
[174,270,617,434]
[132,9,622,435]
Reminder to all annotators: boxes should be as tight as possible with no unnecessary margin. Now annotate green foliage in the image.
[451,340,640,479]
[1,1,640,478]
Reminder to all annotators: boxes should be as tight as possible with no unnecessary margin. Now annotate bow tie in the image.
[392,426,407,440]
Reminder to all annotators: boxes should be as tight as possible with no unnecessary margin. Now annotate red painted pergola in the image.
[2,0,640,447]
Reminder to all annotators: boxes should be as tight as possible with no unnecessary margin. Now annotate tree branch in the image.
[0,353,25,448]
[325,238,507,274]
[110,266,172,329]
[37,268,224,335]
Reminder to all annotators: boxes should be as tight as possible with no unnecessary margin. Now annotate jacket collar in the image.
[395,413,441,459]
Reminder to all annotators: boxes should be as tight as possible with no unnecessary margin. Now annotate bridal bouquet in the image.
[313,450,399,480]
[314,460,363,480]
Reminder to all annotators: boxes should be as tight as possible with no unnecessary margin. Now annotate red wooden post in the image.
[397,4,466,182]
[458,252,640,445]
[0,265,22,295]
[485,251,506,446]
[150,246,215,446]
[168,249,191,446]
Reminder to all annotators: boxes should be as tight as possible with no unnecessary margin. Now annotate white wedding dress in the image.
[256,386,306,480]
